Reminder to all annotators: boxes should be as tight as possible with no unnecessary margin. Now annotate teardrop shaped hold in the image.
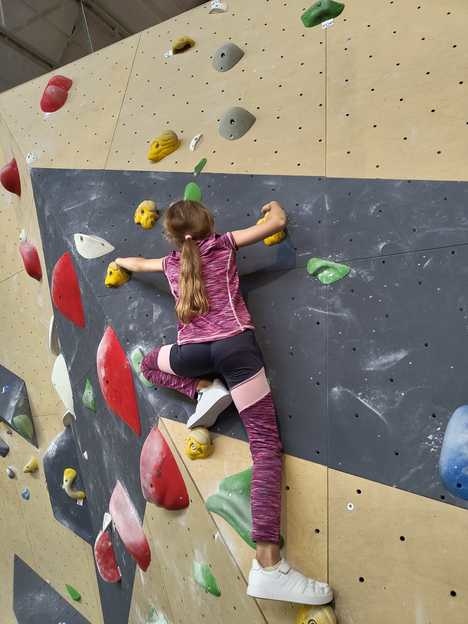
[140,426,189,510]
[301,0,344,28]
[51,252,86,328]
[51,354,75,417]
[306,257,350,284]
[96,326,141,435]
[193,561,221,597]
[439,405,468,500]
[109,480,151,571]
[184,182,202,202]
[65,584,81,602]
[19,239,42,281]
[0,158,21,196]
[40,75,72,113]
[130,347,154,388]
[73,233,114,259]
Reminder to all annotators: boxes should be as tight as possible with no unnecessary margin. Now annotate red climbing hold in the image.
[48,75,73,91]
[109,481,151,572]
[51,252,86,328]
[40,85,68,113]
[19,240,42,281]
[96,326,141,435]
[94,528,121,583]
[0,159,21,196]
[140,426,189,510]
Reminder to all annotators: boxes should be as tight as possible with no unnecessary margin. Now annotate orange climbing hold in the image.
[96,326,141,435]
[40,75,72,113]
[140,426,189,510]
[51,252,86,328]
[0,158,21,196]
[19,235,42,281]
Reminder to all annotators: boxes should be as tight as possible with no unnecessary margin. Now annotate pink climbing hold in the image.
[94,528,121,583]
[40,75,72,113]
[48,75,73,91]
[140,426,189,510]
[96,326,141,436]
[0,159,21,196]
[51,252,86,328]
[109,481,151,572]
[19,240,42,282]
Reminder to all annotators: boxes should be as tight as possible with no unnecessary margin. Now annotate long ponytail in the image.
[163,200,214,324]
[176,237,210,323]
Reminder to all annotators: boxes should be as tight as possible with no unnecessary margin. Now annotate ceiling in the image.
[0,0,205,92]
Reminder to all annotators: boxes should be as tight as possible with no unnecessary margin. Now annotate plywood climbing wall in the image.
[1,1,468,623]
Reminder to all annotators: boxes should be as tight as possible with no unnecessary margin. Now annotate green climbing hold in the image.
[65,584,81,601]
[307,257,350,284]
[184,182,202,202]
[206,467,284,549]
[82,378,96,411]
[194,158,207,176]
[301,0,344,28]
[146,607,168,624]
[130,347,154,388]
[12,414,34,441]
[193,561,221,597]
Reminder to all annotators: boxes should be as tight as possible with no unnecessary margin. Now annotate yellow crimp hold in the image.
[185,427,213,460]
[105,262,131,288]
[172,36,195,54]
[23,457,39,474]
[147,130,180,162]
[62,468,86,500]
[134,200,159,230]
[256,215,286,246]
[296,605,337,624]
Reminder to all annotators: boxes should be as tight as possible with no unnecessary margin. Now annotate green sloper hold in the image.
[301,0,344,28]
[307,257,350,285]
[130,347,154,388]
[184,182,202,202]
[65,584,81,601]
[12,414,34,441]
[193,561,221,597]
[82,378,96,411]
[206,467,284,549]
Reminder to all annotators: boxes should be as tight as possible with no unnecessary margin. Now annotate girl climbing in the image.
[115,200,333,606]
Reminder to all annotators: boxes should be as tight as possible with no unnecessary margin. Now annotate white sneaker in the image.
[247,559,333,605]
[186,379,232,429]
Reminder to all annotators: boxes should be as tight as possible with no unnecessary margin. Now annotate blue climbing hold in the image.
[439,405,468,500]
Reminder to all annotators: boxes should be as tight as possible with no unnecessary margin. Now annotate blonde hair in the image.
[163,200,214,324]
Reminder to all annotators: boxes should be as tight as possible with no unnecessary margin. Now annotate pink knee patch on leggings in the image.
[231,367,270,412]
[157,344,174,374]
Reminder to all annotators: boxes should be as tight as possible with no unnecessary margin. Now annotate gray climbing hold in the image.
[0,435,9,457]
[212,43,244,72]
[21,487,30,501]
[219,107,256,140]
[7,466,16,478]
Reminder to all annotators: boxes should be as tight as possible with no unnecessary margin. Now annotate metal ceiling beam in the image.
[0,24,55,68]
[73,0,131,38]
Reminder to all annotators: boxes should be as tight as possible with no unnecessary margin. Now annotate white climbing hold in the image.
[62,411,74,427]
[83,450,88,460]
[19,229,27,243]
[346,502,354,512]
[52,354,75,418]
[73,233,115,259]
[189,133,203,151]
[322,18,334,28]
[48,315,61,356]
[209,0,227,13]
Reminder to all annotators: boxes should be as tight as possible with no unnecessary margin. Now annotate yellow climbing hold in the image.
[62,467,86,500]
[185,427,213,460]
[296,604,337,624]
[147,130,180,162]
[257,215,286,246]
[105,262,131,288]
[171,36,195,54]
[134,200,159,230]
[23,457,39,474]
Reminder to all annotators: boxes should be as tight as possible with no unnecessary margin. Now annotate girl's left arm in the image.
[115,257,164,272]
